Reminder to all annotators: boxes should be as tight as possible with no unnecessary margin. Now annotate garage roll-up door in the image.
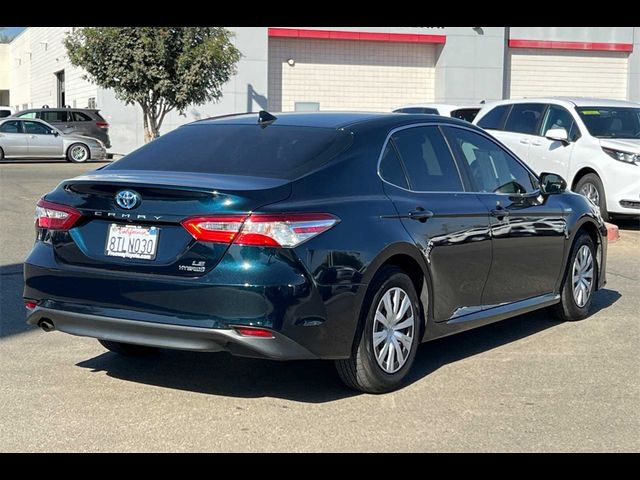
[509,49,629,100]
[268,37,436,112]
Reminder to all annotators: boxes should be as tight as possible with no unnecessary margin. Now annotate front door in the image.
[528,104,578,178]
[23,121,64,158]
[443,125,567,306]
[0,120,28,156]
[379,125,492,322]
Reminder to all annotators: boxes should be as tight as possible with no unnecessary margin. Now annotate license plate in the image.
[105,224,159,260]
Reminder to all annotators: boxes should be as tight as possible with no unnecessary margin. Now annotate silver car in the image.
[0,118,107,163]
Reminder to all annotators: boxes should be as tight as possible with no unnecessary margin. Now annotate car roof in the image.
[191,111,477,130]
[481,97,640,109]
[394,103,482,111]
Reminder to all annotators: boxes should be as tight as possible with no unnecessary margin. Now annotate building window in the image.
[88,97,96,109]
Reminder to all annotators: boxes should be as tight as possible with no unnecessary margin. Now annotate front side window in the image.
[23,121,53,135]
[444,127,538,195]
[577,107,640,139]
[390,126,463,192]
[41,111,68,123]
[476,105,511,130]
[542,105,579,142]
[17,112,37,119]
[0,121,22,133]
[504,104,546,135]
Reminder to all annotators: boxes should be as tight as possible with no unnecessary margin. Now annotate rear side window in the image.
[71,112,92,121]
[394,107,439,115]
[0,110,11,118]
[451,108,480,123]
[390,126,463,192]
[41,111,68,122]
[504,104,546,135]
[476,105,510,130]
[107,124,353,180]
[379,144,409,189]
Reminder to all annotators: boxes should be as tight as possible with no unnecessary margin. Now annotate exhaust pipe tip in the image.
[38,319,55,332]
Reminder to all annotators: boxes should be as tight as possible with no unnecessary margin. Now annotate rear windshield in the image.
[106,124,352,179]
[394,107,439,115]
[576,107,640,139]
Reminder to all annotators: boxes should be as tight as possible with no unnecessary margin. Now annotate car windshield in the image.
[576,107,640,139]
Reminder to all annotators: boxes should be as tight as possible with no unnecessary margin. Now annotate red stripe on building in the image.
[268,28,446,44]
[509,39,633,52]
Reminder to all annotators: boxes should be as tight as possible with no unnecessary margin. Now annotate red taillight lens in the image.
[95,121,109,129]
[234,327,274,338]
[181,213,339,248]
[24,300,37,310]
[35,199,81,230]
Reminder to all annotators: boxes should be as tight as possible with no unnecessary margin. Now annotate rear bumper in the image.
[26,306,318,360]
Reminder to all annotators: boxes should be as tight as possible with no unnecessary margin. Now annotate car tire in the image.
[575,174,609,222]
[335,266,421,393]
[98,339,157,356]
[553,232,597,322]
[0,147,4,161]
[66,143,90,163]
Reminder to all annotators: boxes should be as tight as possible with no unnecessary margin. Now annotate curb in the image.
[605,223,620,243]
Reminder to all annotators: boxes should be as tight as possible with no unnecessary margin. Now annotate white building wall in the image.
[8,29,31,110]
[27,27,98,109]
[0,44,9,105]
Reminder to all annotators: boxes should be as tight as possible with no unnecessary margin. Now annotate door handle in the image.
[29,135,36,139]
[519,139,530,145]
[408,208,435,222]
[531,141,542,146]
[490,207,510,219]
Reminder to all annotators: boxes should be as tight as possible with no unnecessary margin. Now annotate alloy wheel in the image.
[372,287,415,374]
[70,145,89,162]
[579,183,600,207]
[572,245,594,308]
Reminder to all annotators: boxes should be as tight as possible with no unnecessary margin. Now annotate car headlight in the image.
[602,147,640,165]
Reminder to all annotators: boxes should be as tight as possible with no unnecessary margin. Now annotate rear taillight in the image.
[181,213,339,248]
[35,199,81,230]
[234,327,274,338]
[95,121,109,129]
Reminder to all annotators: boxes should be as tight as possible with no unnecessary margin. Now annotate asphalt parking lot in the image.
[1,161,638,452]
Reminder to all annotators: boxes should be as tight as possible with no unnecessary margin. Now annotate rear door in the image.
[39,109,72,132]
[495,103,547,165]
[379,124,493,323]
[0,120,29,156]
[23,121,64,157]
[443,125,566,306]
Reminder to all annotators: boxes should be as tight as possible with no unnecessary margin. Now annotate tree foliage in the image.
[65,27,241,142]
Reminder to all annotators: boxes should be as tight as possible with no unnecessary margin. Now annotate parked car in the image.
[12,107,111,149]
[24,112,607,393]
[0,106,13,118]
[474,97,640,221]
[0,118,107,162]
[393,103,481,122]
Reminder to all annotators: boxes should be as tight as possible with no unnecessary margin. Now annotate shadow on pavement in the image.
[613,217,640,232]
[75,289,620,403]
[0,263,33,338]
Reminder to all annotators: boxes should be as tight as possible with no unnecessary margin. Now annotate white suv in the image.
[474,97,640,220]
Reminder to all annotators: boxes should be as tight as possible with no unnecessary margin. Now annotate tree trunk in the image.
[142,107,161,143]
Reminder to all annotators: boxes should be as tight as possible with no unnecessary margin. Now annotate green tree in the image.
[65,27,241,142]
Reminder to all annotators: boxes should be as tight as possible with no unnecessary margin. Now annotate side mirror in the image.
[540,172,567,195]
[52,130,59,137]
[545,127,569,144]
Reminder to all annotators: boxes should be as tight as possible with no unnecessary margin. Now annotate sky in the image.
[1,27,26,38]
